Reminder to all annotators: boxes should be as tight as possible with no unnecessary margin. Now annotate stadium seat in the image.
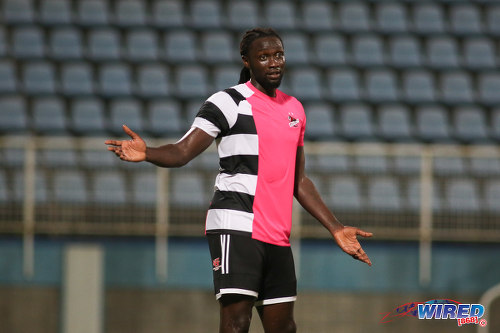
[13,171,48,203]
[70,98,107,135]
[402,70,436,104]
[440,71,474,105]
[303,103,336,141]
[213,66,240,91]
[0,28,6,57]
[109,99,144,134]
[77,0,109,26]
[3,0,34,24]
[376,3,408,34]
[175,66,208,98]
[491,109,500,142]
[367,177,402,211]
[389,36,423,68]
[49,28,83,60]
[164,30,197,63]
[352,35,385,68]
[426,37,460,69]
[92,172,127,205]
[12,27,45,59]
[326,176,363,211]
[227,1,259,30]
[200,32,234,64]
[98,63,132,97]
[365,69,398,103]
[32,97,67,134]
[327,69,361,102]
[485,180,500,213]
[0,97,27,133]
[115,0,147,27]
[413,4,445,35]
[88,29,121,62]
[22,62,56,95]
[171,172,207,208]
[265,1,297,30]
[137,64,169,98]
[314,34,347,66]
[339,104,375,141]
[393,145,422,175]
[444,179,480,213]
[469,147,500,177]
[453,106,488,143]
[378,104,413,142]
[147,99,183,137]
[463,38,496,70]
[302,2,334,32]
[126,29,159,62]
[53,171,88,204]
[0,61,17,93]
[190,0,221,29]
[415,106,451,142]
[478,73,500,106]
[39,148,79,169]
[132,172,157,206]
[152,0,184,29]
[433,146,466,176]
[449,5,482,35]
[61,62,94,96]
[339,2,370,32]
[355,144,389,174]
[311,151,350,174]
[0,171,8,203]
[281,33,309,66]
[289,68,322,101]
[406,178,441,212]
[40,0,72,26]
[486,6,500,36]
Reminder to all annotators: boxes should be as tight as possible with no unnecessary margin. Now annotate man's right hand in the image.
[105,125,147,162]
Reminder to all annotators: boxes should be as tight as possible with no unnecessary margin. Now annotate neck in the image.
[250,78,277,97]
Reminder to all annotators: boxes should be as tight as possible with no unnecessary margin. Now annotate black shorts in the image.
[207,233,297,306]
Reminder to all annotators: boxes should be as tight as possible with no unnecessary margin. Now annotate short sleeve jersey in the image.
[192,81,306,246]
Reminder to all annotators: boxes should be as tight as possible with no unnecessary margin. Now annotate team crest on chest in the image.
[288,113,299,127]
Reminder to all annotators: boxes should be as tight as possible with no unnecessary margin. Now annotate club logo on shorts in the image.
[212,257,221,271]
[288,113,299,128]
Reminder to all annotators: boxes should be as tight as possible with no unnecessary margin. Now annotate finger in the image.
[105,140,122,146]
[356,229,373,238]
[122,124,139,139]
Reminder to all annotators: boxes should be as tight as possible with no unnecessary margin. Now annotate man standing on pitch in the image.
[106,28,373,333]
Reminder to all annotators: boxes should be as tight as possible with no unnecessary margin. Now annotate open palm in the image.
[333,226,373,266]
[105,125,146,162]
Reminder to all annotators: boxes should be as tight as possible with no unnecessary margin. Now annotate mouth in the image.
[267,71,282,80]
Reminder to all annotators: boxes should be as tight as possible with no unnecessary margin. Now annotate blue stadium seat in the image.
[88,29,121,62]
[491,108,500,142]
[376,3,408,34]
[326,176,363,211]
[365,69,398,103]
[190,0,221,29]
[450,5,482,35]
[39,149,79,169]
[469,147,500,177]
[0,61,17,93]
[413,4,445,35]
[98,63,132,97]
[200,32,234,64]
[352,35,385,68]
[378,104,413,142]
[485,180,500,213]
[0,170,8,204]
[282,33,309,66]
[406,178,441,212]
[478,73,500,106]
[367,177,402,211]
[415,106,451,142]
[265,1,296,30]
[164,30,197,63]
[3,0,34,24]
[426,37,460,69]
[303,103,335,141]
[444,179,480,213]
[12,27,44,59]
[402,70,436,104]
[77,0,109,26]
[355,144,389,174]
[463,38,496,70]
[152,0,185,29]
[13,171,48,203]
[453,106,488,143]
[126,29,159,62]
[115,0,147,27]
[302,2,334,32]
[132,172,157,206]
[147,100,183,137]
[137,64,169,98]
[32,97,67,134]
[486,6,500,36]
[109,99,144,134]
[70,98,107,135]
[40,0,72,26]
[327,69,361,102]
[227,1,259,30]
[0,28,6,57]
[49,28,83,60]
[393,146,422,175]
[314,34,347,67]
[289,68,322,101]
[311,151,350,174]
[213,66,240,91]
[440,71,474,105]
[433,147,466,176]
[92,172,127,205]
[61,62,94,96]
[339,2,370,32]
[22,62,56,95]
[0,97,27,133]
[171,172,207,208]
[53,171,88,204]
[175,66,208,98]
[389,36,422,68]
[339,104,375,141]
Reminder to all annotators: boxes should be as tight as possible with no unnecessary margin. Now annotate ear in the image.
[241,55,250,69]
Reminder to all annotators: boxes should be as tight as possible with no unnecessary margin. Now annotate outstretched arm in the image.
[105,125,214,168]
[293,146,373,266]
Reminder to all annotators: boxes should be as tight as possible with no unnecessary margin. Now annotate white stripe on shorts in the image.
[216,288,259,300]
[255,296,297,307]
[220,234,230,274]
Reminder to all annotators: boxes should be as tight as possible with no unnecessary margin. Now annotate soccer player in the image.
[106,28,372,333]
